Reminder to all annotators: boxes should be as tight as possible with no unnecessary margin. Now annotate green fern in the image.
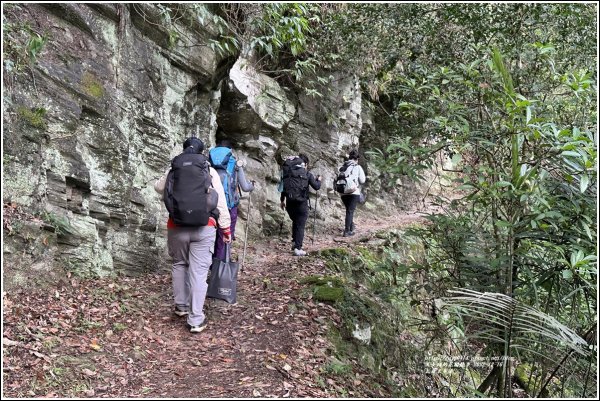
[441,289,596,397]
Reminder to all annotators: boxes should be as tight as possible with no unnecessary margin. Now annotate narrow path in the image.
[3,210,428,398]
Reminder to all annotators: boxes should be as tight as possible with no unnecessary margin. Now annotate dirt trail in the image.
[3,210,428,398]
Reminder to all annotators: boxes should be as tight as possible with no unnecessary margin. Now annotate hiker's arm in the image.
[153,168,170,194]
[308,173,322,191]
[210,167,232,240]
[358,166,366,185]
[237,165,254,192]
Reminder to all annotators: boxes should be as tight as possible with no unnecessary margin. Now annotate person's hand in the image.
[317,175,322,181]
[222,228,232,243]
[280,201,285,210]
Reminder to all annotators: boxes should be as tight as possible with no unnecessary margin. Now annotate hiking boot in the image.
[293,248,307,256]
[174,306,189,317]
[189,319,207,333]
[343,230,355,237]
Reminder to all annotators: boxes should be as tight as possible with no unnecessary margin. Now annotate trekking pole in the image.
[311,190,318,245]
[241,191,252,272]
[278,210,285,237]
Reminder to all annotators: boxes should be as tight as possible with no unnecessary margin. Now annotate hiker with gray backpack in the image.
[154,137,231,333]
[208,136,255,262]
[334,149,366,237]
[279,153,322,256]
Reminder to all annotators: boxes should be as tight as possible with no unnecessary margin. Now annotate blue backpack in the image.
[209,147,239,209]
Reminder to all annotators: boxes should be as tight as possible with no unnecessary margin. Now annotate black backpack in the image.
[282,157,309,202]
[163,153,219,226]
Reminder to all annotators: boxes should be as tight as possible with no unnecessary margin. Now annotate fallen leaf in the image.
[82,368,96,376]
[90,339,101,351]
[283,363,292,372]
[31,351,50,361]
[3,338,20,347]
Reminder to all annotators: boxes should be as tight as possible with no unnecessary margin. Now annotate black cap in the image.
[183,137,204,153]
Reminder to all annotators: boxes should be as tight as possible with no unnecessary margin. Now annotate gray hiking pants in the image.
[168,225,216,327]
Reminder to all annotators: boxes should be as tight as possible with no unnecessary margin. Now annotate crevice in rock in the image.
[80,104,103,119]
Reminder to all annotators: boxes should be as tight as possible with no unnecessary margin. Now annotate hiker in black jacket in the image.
[280,153,321,256]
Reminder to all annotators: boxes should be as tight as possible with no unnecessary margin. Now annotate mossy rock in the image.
[313,285,344,303]
[338,288,382,325]
[514,363,549,397]
[299,274,344,287]
[319,247,351,259]
[17,106,47,129]
[82,71,105,98]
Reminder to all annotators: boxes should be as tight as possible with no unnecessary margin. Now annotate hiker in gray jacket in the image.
[339,149,366,237]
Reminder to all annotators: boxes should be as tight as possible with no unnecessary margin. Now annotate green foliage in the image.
[3,6,49,75]
[248,3,315,59]
[443,289,595,397]
[216,3,330,98]
[112,322,127,333]
[154,4,180,48]
[293,4,597,397]
[39,211,72,236]
[322,358,352,376]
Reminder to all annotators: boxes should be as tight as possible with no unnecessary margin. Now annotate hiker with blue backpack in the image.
[209,137,255,261]
[334,149,366,237]
[280,153,322,256]
[154,137,231,333]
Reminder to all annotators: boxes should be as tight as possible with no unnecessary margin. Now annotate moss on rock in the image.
[16,106,47,129]
[300,274,344,287]
[319,247,350,259]
[313,285,344,302]
[82,71,105,98]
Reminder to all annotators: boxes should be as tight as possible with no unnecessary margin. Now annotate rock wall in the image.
[2,4,430,285]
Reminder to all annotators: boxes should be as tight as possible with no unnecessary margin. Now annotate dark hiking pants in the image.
[286,200,309,250]
[341,194,360,233]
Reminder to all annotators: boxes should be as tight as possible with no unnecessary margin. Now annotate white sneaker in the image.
[293,248,307,256]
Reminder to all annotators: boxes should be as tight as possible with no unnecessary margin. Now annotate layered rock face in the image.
[2,4,426,284]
